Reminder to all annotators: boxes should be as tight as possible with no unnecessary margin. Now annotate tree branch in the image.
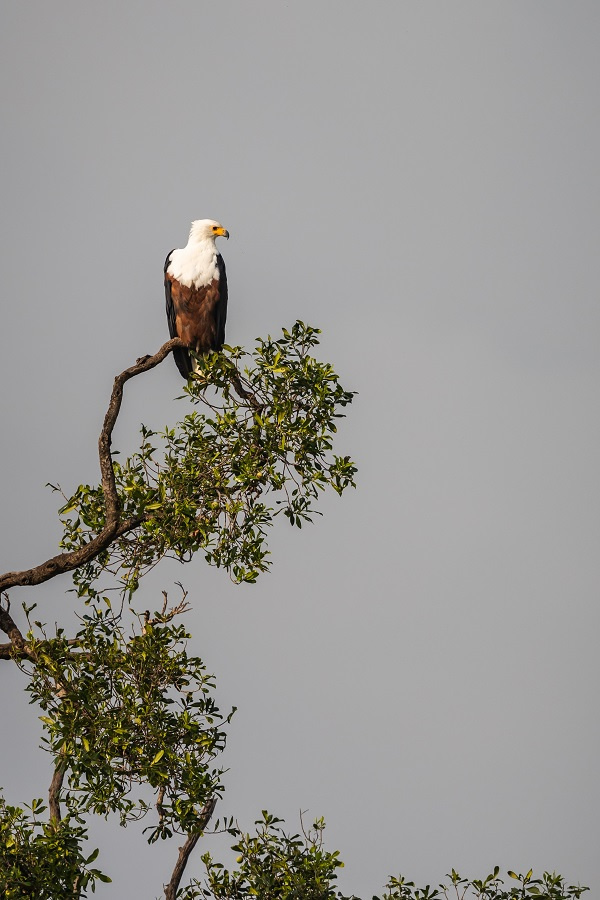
[0,635,89,661]
[0,594,27,656]
[229,370,263,410]
[49,755,67,824]
[0,338,184,595]
[164,797,217,900]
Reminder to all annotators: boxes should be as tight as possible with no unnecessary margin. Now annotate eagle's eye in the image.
[212,226,218,231]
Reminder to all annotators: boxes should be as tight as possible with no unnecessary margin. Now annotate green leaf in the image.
[94,871,113,883]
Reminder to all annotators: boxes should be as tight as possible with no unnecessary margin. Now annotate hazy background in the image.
[1,3,599,897]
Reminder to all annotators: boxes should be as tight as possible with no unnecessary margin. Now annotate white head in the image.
[188,218,229,244]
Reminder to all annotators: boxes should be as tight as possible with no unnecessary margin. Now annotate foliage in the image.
[0,322,588,899]
[187,812,589,900]
[376,869,589,900]
[0,323,357,895]
[0,795,110,898]
[56,322,356,596]
[197,812,350,900]
[20,598,229,838]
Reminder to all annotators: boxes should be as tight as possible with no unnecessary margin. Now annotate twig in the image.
[164,797,217,900]
[142,585,191,634]
[157,786,166,827]
[0,338,185,595]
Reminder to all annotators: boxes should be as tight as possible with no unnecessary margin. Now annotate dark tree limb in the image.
[0,338,185,595]
[0,594,27,656]
[229,370,263,410]
[49,756,67,824]
[0,640,27,660]
[164,797,217,900]
[0,635,90,661]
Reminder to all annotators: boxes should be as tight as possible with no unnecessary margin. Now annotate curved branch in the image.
[0,338,185,595]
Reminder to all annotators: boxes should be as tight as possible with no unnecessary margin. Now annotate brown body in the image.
[165,273,222,350]
[164,252,228,378]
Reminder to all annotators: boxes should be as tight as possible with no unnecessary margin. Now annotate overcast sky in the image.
[1,3,599,898]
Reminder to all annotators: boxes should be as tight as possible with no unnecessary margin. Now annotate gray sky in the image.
[1,2,599,897]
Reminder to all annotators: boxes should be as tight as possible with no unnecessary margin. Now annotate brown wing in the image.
[215,253,228,349]
[165,251,193,378]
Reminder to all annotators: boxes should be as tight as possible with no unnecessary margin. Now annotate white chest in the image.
[168,241,220,289]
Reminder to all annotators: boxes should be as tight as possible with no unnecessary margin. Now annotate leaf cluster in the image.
[3,325,585,900]
[56,322,356,595]
[21,601,228,838]
[181,813,589,900]
[376,868,589,900]
[0,795,110,898]
[197,811,351,900]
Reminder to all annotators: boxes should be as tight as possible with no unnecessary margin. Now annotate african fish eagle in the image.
[164,219,229,378]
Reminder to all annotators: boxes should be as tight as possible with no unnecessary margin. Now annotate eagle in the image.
[164,219,229,378]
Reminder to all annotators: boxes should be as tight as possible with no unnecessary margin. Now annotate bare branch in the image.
[49,756,67,824]
[164,797,217,900]
[0,592,30,658]
[0,338,185,595]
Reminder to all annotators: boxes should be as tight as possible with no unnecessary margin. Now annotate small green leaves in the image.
[3,320,589,900]
[199,817,591,900]
[56,322,356,596]
[380,870,589,900]
[22,605,227,838]
[0,794,109,898]
[201,811,349,900]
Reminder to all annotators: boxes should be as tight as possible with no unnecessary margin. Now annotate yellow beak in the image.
[215,226,229,239]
